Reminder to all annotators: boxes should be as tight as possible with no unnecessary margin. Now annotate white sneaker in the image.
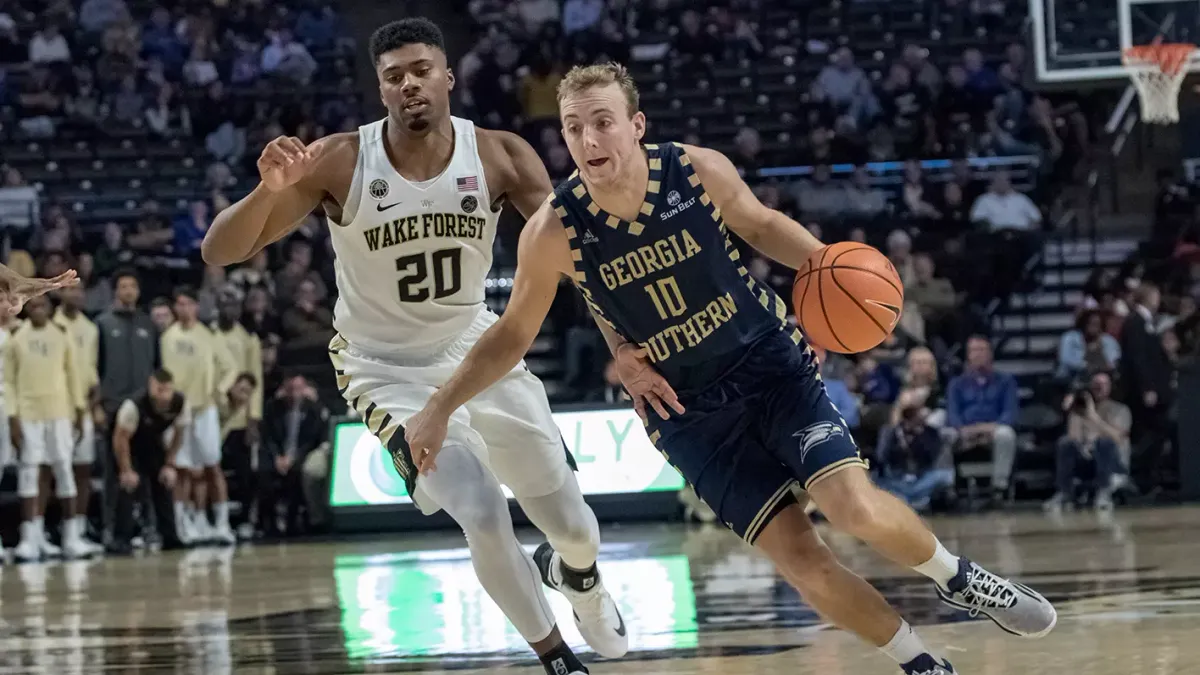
[13,536,40,562]
[937,557,1057,638]
[1095,488,1114,511]
[211,524,236,547]
[533,542,628,658]
[192,516,216,544]
[60,519,92,560]
[38,522,62,559]
[175,506,197,546]
[61,536,91,560]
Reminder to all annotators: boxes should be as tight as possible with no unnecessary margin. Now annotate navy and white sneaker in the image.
[937,557,1057,638]
[901,653,956,674]
[534,542,629,658]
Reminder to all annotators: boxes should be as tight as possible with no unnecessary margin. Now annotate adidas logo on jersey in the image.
[581,229,599,244]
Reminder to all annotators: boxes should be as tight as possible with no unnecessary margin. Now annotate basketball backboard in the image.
[1030,0,1200,82]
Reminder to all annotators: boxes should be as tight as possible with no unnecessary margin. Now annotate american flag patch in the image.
[456,176,479,192]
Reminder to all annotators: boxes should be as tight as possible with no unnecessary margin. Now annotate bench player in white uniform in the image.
[201,18,624,675]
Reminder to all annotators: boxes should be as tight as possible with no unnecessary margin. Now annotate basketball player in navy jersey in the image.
[406,63,1058,675]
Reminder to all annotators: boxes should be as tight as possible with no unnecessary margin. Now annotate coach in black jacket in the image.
[259,374,329,536]
[1119,283,1173,486]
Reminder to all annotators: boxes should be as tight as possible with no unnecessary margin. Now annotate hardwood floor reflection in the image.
[1,506,1198,673]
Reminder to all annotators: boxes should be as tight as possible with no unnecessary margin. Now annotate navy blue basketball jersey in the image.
[551,142,807,392]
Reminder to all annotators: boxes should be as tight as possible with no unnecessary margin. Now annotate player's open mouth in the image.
[587,158,609,167]
[404,99,428,113]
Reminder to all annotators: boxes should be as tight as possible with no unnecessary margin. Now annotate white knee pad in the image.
[17,463,40,498]
[51,461,77,499]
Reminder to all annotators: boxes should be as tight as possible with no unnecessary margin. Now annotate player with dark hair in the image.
[6,294,87,560]
[404,62,1059,675]
[201,18,624,675]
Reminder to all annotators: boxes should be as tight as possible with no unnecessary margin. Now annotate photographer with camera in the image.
[874,388,955,512]
[1044,371,1131,512]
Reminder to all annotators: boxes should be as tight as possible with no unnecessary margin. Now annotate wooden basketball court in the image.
[1,506,1198,673]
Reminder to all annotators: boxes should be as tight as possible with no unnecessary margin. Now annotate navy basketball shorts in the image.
[645,331,868,544]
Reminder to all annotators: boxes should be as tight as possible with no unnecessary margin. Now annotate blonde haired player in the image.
[6,295,88,561]
[54,283,104,556]
[162,286,238,546]
[405,62,1058,675]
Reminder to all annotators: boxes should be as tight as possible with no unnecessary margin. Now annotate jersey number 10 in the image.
[395,248,463,302]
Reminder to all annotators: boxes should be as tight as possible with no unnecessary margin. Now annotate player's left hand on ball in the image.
[405,407,449,475]
[614,343,685,422]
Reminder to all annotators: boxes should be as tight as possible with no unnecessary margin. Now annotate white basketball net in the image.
[1123,45,1197,124]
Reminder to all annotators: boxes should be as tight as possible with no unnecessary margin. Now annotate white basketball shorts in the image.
[74,414,95,465]
[175,405,222,469]
[19,418,74,466]
[329,311,573,515]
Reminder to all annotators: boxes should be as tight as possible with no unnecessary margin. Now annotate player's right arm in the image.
[404,203,572,471]
[201,134,354,266]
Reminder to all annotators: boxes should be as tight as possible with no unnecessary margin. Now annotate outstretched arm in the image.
[404,202,573,471]
[684,144,824,270]
[201,134,355,266]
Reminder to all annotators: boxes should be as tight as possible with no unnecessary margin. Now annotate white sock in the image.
[879,620,928,665]
[19,520,35,544]
[174,502,189,529]
[213,502,230,529]
[75,515,90,539]
[32,516,45,541]
[62,516,78,544]
[912,538,961,588]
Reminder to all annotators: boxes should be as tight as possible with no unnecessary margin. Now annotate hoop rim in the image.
[1122,43,1199,75]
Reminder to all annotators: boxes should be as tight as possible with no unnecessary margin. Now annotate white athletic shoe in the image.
[13,536,40,563]
[192,516,216,544]
[937,557,1057,638]
[211,524,236,547]
[534,542,628,658]
[38,529,62,559]
[60,519,92,560]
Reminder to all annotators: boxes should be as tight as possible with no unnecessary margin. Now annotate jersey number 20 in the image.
[395,248,462,302]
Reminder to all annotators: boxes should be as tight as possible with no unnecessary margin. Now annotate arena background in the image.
[2,0,1200,672]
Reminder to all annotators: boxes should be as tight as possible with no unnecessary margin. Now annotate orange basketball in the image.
[792,242,904,354]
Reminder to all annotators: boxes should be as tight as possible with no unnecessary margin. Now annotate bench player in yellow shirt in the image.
[213,295,263,537]
[53,284,104,556]
[6,295,88,560]
[162,287,239,545]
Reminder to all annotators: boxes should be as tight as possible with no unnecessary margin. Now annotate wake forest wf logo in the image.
[368,179,390,200]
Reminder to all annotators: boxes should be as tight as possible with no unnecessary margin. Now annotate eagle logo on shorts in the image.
[368,178,390,200]
[793,421,845,464]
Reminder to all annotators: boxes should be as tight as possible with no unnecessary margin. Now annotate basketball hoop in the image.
[1122,43,1198,124]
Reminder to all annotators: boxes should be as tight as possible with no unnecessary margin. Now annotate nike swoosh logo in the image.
[576,608,626,637]
[376,202,402,212]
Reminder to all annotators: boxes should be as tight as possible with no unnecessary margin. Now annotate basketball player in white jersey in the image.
[201,18,623,675]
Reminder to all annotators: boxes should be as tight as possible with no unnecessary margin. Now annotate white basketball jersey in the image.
[328,116,500,354]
